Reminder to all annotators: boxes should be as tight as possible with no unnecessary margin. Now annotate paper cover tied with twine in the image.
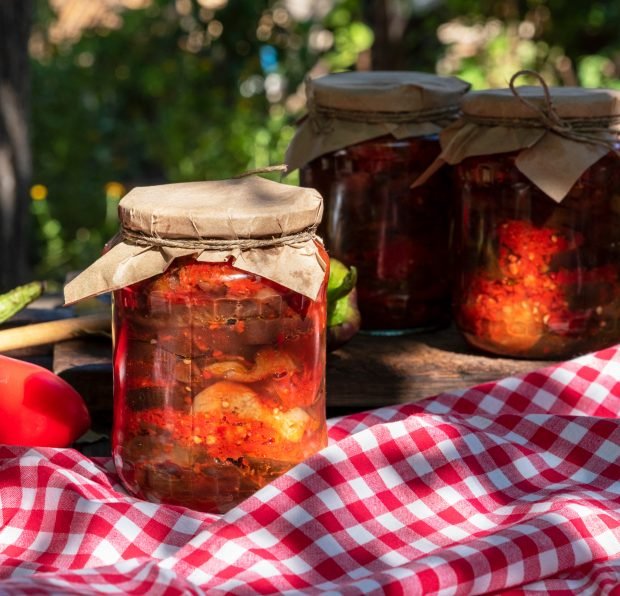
[64,176,326,303]
[285,71,470,171]
[419,71,620,202]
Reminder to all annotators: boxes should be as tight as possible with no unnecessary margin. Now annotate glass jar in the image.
[301,134,452,332]
[64,176,328,513]
[286,71,470,334]
[112,254,328,512]
[454,151,620,359]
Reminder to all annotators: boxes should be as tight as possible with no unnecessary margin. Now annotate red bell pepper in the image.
[0,355,90,447]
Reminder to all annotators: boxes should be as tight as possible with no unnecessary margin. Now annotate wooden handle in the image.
[0,314,111,352]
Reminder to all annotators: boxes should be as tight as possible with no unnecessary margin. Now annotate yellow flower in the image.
[105,181,126,200]
[30,184,48,201]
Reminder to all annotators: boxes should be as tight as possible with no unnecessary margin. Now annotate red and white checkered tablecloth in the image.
[2,347,620,595]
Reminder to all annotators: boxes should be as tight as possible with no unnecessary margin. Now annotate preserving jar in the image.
[438,72,620,359]
[65,176,328,513]
[286,71,470,334]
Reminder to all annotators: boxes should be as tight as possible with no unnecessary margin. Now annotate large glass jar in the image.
[286,71,470,334]
[113,254,328,513]
[64,176,328,513]
[454,151,620,359]
[301,134,452,332]
[443,79,620,359]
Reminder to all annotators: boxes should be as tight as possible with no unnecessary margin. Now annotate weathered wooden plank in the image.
[53,338,114,433]
[326,327,555,409]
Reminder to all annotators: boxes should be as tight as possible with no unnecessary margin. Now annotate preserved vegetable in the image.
[113,256,327,512]
[302,134,451,332]
[454,151,620,359]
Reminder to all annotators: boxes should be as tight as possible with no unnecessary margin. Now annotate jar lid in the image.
[310,71,470,113]
[119,176,323,239]
[462,86,620,120]
[285,71,470,171]
[64,176,327,304]
[416,72,620,203]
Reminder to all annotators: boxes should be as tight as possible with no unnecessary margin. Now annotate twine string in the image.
[306,82,460,134]
[310,103,459,125]
[121,227,318,251]
[508,70,569,132]
[463,114,620,132]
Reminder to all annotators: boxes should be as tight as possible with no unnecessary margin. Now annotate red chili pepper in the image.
[0,355,91,447]
[462,219,620,353]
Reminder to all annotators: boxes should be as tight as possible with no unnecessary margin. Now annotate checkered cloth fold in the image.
[2,347,620,595]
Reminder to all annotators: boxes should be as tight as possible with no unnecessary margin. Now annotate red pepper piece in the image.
[0,355,91,447]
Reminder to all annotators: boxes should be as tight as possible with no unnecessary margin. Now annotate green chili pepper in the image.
[0,281,45,324]
[327,260,361,351]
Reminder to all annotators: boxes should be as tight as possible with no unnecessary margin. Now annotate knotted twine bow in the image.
[465,69,620,155]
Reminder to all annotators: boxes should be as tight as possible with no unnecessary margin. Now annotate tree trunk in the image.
[362,0,409,70]
[0,0,32,291]
[362,0,445,73]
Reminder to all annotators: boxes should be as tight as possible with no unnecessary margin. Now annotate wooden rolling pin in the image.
[0,314,111,353]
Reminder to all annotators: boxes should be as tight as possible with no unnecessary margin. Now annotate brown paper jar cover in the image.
[285,70,470,171]
[64,176,327,303]
[431,85,620,202]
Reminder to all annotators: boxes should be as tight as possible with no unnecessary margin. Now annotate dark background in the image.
[2,0,619,289]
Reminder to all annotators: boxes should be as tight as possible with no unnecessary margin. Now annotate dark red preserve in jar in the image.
[65,177,329,513]
[443,77,620,358]
[286,71,470,334]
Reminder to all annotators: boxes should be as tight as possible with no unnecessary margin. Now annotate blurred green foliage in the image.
[29,0,620,282]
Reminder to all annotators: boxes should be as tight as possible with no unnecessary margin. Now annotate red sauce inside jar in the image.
[112,253,327,513]
[301,135,452,333]
[454,151,620,359]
